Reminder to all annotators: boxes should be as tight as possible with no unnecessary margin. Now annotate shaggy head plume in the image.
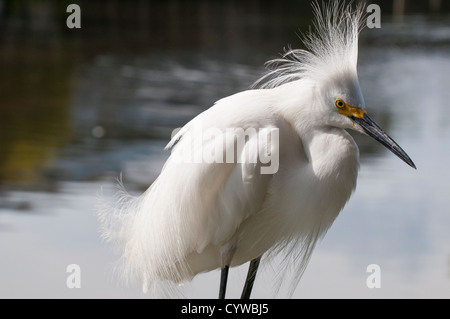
[253,1,366,89]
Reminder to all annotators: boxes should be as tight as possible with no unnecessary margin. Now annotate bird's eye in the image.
[335,99,345,109]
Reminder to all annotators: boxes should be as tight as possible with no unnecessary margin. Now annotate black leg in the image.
[241,256,261,299]
[219,265,230,299]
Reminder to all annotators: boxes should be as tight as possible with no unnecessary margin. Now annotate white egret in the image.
[98,1,415,299]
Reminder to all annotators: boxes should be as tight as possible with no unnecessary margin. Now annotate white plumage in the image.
[98,1,415,298]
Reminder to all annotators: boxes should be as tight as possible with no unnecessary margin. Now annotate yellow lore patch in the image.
[335,99,366,118]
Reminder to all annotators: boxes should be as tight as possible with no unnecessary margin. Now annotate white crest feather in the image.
[253,1,365,89]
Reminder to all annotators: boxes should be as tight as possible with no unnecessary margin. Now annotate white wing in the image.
[98,89,294,294]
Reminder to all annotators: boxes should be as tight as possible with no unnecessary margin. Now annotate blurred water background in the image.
[1,0,450,298]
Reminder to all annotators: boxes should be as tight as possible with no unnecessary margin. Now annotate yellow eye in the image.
[335,99,345,109]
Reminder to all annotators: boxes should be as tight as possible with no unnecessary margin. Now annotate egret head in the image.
[255,1,415,169]
[318,68,366,128]
[333,96,416,169]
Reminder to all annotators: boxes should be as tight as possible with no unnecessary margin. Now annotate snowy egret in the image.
[98,1,415,299]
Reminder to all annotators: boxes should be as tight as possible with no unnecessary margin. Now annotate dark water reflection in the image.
[1,1,450,189]
[1,1,450,298]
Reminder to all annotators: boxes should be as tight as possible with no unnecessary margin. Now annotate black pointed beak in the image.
[351,113,416,169]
